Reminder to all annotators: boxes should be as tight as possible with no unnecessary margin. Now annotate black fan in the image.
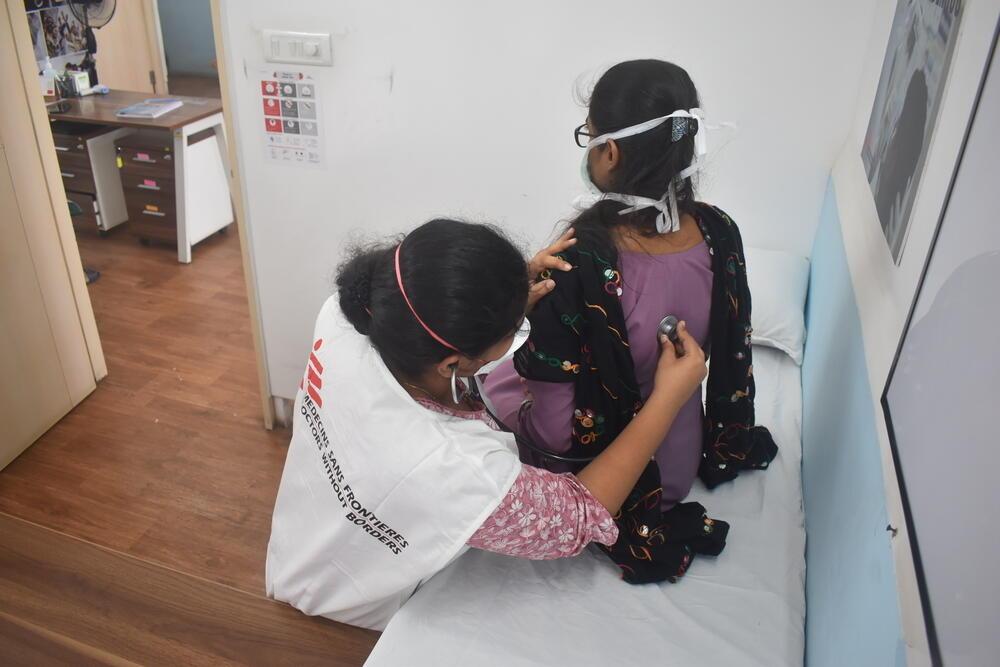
[67,0,117,86]
[67,0,116,29]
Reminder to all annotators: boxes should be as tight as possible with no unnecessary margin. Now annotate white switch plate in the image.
[262,29,332,66]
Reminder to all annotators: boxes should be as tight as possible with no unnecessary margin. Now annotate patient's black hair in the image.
[337,219,528,380]
[575,59,702,246]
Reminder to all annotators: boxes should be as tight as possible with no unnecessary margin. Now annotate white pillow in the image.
[744,247,809,365]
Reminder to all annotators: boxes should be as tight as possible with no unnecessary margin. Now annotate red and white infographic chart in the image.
[260,70,323,167]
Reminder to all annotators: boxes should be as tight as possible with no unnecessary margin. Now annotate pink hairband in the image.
[394,243,460,352]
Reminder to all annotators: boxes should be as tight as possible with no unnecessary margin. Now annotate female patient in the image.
[484,60,777,582]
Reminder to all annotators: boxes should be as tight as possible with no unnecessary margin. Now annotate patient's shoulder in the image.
[695,202,746,250]
[695,201,740,228]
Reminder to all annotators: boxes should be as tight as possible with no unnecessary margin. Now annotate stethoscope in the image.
[470,315,682,465]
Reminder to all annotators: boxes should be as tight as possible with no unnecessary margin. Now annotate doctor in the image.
[266,218,707,630]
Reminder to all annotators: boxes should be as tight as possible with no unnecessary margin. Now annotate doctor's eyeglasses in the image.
[574,123,596,148]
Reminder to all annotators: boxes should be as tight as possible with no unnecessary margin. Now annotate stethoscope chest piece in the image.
[657,315,680,343]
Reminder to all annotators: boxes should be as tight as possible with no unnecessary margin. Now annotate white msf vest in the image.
[266,296,521,630]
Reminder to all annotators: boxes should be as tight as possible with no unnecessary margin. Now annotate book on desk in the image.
[115,98,184,119]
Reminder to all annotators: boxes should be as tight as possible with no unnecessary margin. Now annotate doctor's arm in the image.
[467,326,706,561]
[575,324,707,515]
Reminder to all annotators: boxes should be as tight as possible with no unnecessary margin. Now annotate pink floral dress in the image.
[415,398,618,559]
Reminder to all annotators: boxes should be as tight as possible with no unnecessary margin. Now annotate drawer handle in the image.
[142,210,167,217]
[137,184,161,191]
[55,146,69,152]
[134,158,158,164]
[61,172,75,178]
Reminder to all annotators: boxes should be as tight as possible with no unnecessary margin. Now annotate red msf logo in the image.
[300,338,324,407]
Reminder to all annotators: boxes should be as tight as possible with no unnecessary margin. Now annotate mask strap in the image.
[589,110,699,147]
[608,192,680,234]
[581,110,735,234]
[666,184,681,234]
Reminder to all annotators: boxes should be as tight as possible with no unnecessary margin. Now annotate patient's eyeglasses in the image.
[574,123,596,148]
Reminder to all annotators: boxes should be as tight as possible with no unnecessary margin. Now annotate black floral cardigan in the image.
[513,202,778,583]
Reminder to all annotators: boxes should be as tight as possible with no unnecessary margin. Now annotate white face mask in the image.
[476,319,531,376]
[577,108,732,234]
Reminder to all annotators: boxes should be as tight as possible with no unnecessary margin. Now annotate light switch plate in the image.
[262,30,332,66]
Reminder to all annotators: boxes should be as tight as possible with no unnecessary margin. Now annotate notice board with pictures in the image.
[24,0,88,66]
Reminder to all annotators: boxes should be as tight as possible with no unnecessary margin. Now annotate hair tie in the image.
[671,116,698,143]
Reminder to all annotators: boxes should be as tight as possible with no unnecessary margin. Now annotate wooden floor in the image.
[0,514,378,666]
[0,222,379,663]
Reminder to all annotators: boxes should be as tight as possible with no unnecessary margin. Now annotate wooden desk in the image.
[49,90,233,263]
[47,90,224,131]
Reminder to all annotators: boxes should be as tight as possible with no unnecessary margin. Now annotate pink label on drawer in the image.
[143,179,157,187]
[137,152,150,161]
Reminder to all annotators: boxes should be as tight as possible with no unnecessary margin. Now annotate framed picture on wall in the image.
[861,0,963,263]
[882,16,999,666]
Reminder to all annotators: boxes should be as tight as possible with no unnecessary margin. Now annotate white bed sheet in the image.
[365,347,805,667]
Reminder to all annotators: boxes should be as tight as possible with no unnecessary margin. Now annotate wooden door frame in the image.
[211,0,276,429]
[141,0,169,95]
[4,0,106,383]
[6,0,277,430]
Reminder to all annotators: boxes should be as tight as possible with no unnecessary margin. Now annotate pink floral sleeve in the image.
[411,396,616,560]
[468,465,618,560]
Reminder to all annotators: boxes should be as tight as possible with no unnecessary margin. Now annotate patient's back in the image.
[617,237,712,507]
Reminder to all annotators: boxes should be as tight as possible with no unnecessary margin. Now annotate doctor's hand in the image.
[526,228,576,313]
[652,322,707,403]
[526,278,557,313]
[576,320,707,515]
[528,227,576,279]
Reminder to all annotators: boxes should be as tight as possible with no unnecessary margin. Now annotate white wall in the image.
[830,0,1000,661]
[216,0,878,400]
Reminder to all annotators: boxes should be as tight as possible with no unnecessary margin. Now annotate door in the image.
[0,147,88,469]
[93,0,169,94]
[1,0,104,469]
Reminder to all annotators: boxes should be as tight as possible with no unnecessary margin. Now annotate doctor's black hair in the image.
[575,59,701,243]
[337,219,529,379]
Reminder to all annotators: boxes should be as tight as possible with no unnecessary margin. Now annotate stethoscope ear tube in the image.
[470,378,599,464]
[468,315,683,464]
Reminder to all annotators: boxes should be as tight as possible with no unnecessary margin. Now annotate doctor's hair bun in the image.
[337,244,390,336]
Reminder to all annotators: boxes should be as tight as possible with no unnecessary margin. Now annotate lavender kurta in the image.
[484,243,713,509]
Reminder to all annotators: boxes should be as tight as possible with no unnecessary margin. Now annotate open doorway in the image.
[1,0,283,620]
[155,0,221,98]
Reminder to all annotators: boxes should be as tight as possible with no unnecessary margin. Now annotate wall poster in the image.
[259,69,324,167]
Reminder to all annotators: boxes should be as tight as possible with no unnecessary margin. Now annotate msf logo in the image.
[300,339,324,407]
